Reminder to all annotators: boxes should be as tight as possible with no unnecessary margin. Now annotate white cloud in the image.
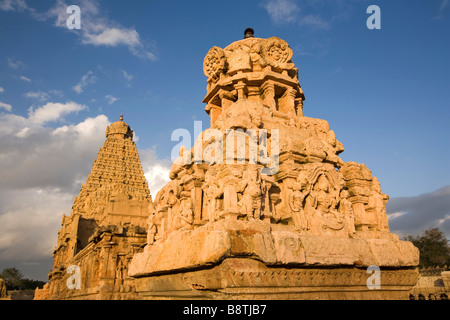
[24,90,50,101]
[0,188,73,260]
[105,95,118,105]
[83,27,140,47]
[24,90,63,102]
[6,57,26,70]
[437,214,450,225]
[299,14,329,29]
[262,0,300,25]
[44,0,157,61]
[0,0,28,12]
[262,0,330,29]
[3,1,158,61]
[0,111,111,267]
[0,103,171,279]
[27,101,87,124]
[20,75,31,82]
[140,149,172,199]
[0,87,4,93]
[15,127,30,138]
[72,70,97,94]
[122,70,133,82]
[0,107,170,277]
[436,0,450,18]
[387,186,450,239]
[387,211,407,220]
[0,101,12,112]
[49,89,64,97]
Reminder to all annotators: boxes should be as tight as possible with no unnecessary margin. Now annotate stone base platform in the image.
[128,220,419,300]
[132,258,418,300]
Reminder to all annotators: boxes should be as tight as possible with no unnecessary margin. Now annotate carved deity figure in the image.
[366,177,390,232]
[167,190,178,226]
[307,174,343,232]
[179,198,194,230]
[146,212,157,245]
[202,174,221,222]
[0,278,7,298]
[115,256,126,284]
[322,130,344,167]
[339,189,356,235]
[238,167,262,220]
[311,175,332,213]
[268,184,281,222]
[288,173,309,230]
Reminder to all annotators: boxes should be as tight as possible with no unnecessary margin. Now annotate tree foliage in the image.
[403,228,450,268]
[0,267,46,290]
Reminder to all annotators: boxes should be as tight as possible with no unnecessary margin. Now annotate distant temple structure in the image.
[35,115,151,300]
[36,30,420,300]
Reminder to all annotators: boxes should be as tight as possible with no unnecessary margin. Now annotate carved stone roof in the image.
[71,114,150,220]
[106,114,134,139]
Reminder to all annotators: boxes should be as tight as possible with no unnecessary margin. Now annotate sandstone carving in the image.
[127,30,419,300]
[35,115,151,300]
[36,30,419,300]
[0,278,9,300]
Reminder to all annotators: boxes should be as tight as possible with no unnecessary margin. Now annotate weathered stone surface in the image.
[443,271,450,289]
[129,31,419,299]
[35,115,151,300]
[0,278,10,300]
[133,258,419,300]
[409,269,450,300]
[37,30,419,300]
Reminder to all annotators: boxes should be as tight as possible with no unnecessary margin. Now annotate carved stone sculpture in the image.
[339,189,356,236]
[288,173,309,230]
[0,278,8,299]
[36,30,420,300]
[35,115,151,300]
[128,31,419,300]
[238,166,262,219]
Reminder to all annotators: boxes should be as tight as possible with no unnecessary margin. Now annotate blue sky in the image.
[0,0,449,280]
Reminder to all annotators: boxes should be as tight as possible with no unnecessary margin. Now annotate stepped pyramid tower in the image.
[128,29,420,299]
[35,115,152,300]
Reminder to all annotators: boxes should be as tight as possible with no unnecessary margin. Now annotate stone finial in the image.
[244,28,254,39]
[120,114,123,121]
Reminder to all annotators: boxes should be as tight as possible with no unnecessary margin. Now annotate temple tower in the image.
[35,115,152,300]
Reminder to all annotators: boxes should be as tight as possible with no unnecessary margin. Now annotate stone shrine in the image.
[34,115,151,300]
[36,30,419,300]
[127,30,419,299]
[0,278,10,300]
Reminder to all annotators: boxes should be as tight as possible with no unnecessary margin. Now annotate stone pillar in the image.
[191,183,203,223]
[218,89,235,114]
[234,81,247,100]
[350,199,369,230]
[218,166,242,220]
[261,81,276,111]
[101,239,115,281]
[206,103,221,128]
[247,86,261,104]
[279,87,296,117]
[295,97,304,117]
[223,183,240,220]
